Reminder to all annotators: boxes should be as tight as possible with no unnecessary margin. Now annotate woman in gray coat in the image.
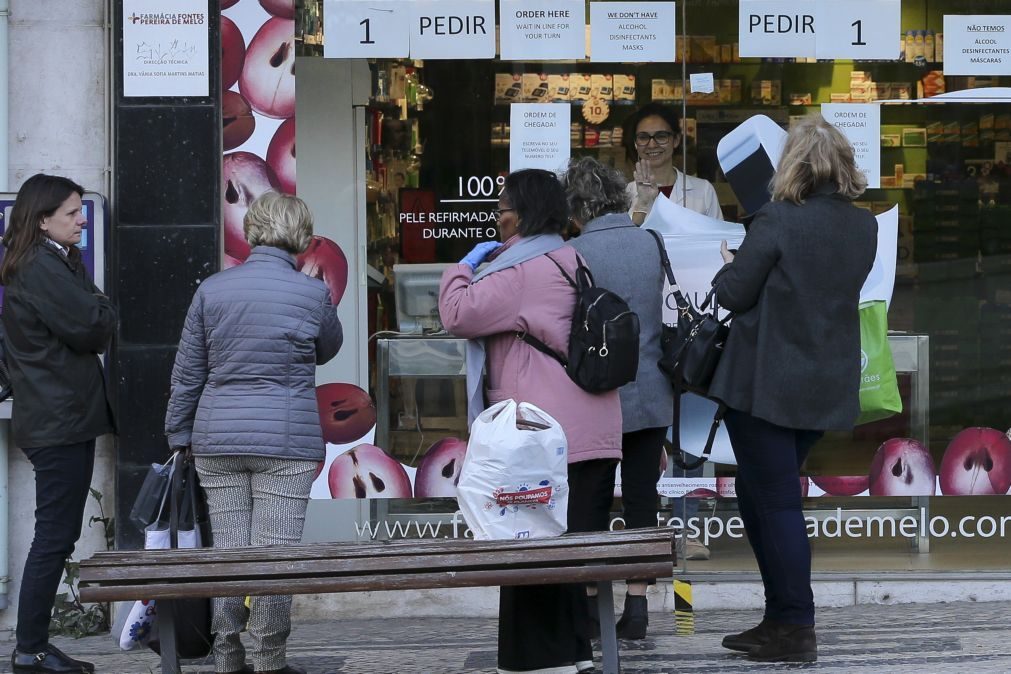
[563,157,672,640]
[165,192,342,674]
[712,116,876,663]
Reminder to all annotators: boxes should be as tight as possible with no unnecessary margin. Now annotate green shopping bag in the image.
[857,300,902,425]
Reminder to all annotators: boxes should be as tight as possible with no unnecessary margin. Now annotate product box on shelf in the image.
[570,74,593,104]
[547,74,571,102]
[919,71,945,98]
[613,74,636,104]
[523,73,550,103]
[590,74,614,102]
[495,74,523,104]
[651,78,678,101]
[690,35,717,63]
[881,133,901,147]
[750,80,781,105]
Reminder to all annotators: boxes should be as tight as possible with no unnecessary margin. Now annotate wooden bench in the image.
[80,529,675,674]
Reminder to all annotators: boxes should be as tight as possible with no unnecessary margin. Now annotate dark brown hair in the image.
[622,102,683,164]
[1,174,85,283]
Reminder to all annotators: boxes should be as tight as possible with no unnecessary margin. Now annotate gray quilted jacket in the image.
[164,246,343,460]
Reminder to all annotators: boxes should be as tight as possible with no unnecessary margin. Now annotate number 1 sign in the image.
[815,0,900,61]
[324,0,411,58]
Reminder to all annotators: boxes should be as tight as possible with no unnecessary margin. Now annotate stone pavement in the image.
[4,601,1010,673]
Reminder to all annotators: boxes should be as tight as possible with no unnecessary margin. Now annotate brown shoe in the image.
[747,624,817,662]
[721,618,777,652]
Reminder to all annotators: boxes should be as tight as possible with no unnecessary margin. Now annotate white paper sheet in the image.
[861,206,899,307]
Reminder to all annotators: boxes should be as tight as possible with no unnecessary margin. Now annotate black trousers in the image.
[16,440,96,652]
[497,459,617,672]
[619,427,668,529]
[723,408,822,626]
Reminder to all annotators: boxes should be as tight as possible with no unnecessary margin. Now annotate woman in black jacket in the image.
[709,117,876,663]
[2,174,116,674]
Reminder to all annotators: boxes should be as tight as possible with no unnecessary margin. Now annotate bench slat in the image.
[79,539,671,584]
[79,560,672,603]
[81,529,673,568]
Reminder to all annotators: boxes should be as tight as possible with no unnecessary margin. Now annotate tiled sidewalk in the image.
[4,601,1010,673]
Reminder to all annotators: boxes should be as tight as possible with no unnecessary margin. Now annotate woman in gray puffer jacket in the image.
[165,192,342,674]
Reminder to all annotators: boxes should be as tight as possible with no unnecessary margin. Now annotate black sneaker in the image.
[11,644,95,673]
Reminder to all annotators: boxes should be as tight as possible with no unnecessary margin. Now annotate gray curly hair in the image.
[561,156,631,225]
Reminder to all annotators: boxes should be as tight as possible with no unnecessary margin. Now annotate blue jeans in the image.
[17,440,96,651]
[724,408,822,626]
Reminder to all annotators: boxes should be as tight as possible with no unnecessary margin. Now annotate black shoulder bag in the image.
[647,230,730,470]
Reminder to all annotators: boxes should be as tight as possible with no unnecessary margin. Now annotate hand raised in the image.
[460,241,504,271]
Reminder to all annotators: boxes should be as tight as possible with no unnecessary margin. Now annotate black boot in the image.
[615,594,648,640]
[747,624,817,663]
[721,618,777,652]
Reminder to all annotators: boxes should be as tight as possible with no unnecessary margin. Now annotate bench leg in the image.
[596,580,620,674]
[159,599,182,674]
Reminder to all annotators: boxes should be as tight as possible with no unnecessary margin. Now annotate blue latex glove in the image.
[460,241,503,271]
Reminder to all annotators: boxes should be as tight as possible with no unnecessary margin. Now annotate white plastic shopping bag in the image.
[457,399,569,540]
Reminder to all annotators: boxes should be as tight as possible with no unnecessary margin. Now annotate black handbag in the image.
[149,451,214,659]
[647,230,729,470]
[128,458,174,531]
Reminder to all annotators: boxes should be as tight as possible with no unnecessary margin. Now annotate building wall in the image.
[3,0,114,633]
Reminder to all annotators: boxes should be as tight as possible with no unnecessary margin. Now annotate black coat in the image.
[2,243,117,447]
[708,186,877,431]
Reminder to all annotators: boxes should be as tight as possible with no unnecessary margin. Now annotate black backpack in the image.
[519,254,639,393]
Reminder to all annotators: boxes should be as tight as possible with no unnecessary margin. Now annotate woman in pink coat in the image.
[440,169,622,674]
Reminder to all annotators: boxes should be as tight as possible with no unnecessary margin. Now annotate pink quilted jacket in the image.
[439,244,622,464]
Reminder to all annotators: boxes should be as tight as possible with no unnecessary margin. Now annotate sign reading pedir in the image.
[739,0,899,60]
[409,0,495,59]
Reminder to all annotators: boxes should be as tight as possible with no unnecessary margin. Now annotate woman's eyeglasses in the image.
[493,207,515,218]
[634,131,674,146]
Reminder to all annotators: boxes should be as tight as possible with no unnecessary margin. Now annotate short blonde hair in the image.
[243,192,313,254]
[771,115,867,204]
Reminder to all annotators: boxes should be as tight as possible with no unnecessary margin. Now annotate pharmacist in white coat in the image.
[623,102,723,223]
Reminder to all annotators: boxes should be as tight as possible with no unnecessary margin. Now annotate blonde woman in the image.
[710,116,876,663]
[166,193,342,674]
